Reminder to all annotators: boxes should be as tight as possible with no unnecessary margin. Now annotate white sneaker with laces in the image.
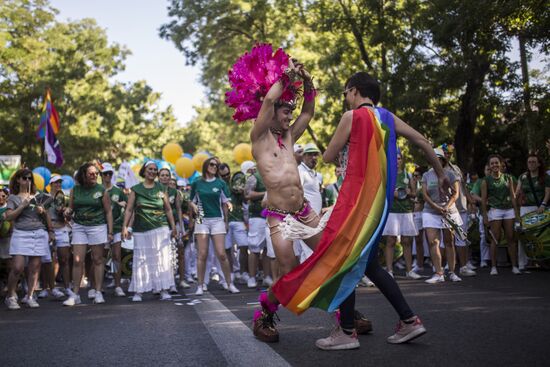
[202,283,208,292]
[247,277,257,288]
[240,272,250,284]
[195,286,203,296]
[425,274,445,284]
[160,290,172,300]
[358,276,375,287]
[26,297,40,308]
[93,291,105,304]
[5,296,20,310]
[262,276,273,287]
[114,287,126,297]
[132,293,142,302]
[228,283,240,294]
[52,288,65,299]
[490,267,498,276]
[459,266,476,277]
[449,272,462,282]
[512,267,522,275]
[466,261,477,270]
[63,295,81,307]
[65,288,76,297]
[315,326,360,350]
[179,280,191,289]
[387,316,427,344]
[38,289,49,298]
[88,289,96,299]
[220,280,229,290]
[406,270,422,280]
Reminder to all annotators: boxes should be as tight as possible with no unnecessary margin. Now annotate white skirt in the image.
[422,211,463,230]
[413,212,423,231]
[129,226,175,293]
[10,228,49,257]
[382,213,418,237]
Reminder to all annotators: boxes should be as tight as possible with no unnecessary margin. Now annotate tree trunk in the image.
[518,34,533,150]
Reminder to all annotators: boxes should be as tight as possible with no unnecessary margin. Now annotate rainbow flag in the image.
[36,90,60,139]
[272,107,397,314]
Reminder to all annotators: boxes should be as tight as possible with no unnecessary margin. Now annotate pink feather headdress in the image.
[225,43,302,123]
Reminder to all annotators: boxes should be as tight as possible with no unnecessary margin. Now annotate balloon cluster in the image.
[31,166,74,192]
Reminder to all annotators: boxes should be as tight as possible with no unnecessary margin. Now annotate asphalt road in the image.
[2,266,549,367]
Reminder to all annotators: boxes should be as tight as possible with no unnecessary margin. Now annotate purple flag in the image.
[44,118,64,167]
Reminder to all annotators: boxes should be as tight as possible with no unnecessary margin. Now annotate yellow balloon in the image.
[192,153,210,172]
[33,172,45,191]
[162,143,183,165]
[45,184,51,193]
[175,157,194,178]
[233,143,253,164]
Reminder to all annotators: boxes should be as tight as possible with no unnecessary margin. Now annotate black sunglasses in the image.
[209,162,219,168]
[21,176,33,181]
[101,172,113,176]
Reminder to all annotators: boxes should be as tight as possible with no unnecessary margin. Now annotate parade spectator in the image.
[190,158,239,295]
[122,161,177,301]
[412,166,427,273]
[63,163,113,306]
[481,154,521,275]
[4,169,55,309]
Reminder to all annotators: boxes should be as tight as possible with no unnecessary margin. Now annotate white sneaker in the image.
[239,272,250,284]
[65,288,76,298]
[21,295,33,304]
[52,288,65,299]
[63,295,81,307]
[247,277,257,288]
[195,286,203,296]
[169,285,178,294]
[425,274,445,284]
[132,293,142,302]
[358,276,375,287]
[5,296,20,310]
[93,291,105,304]
[179,280,191,289]
[80,277,89,288]
[114,287,126,297]
[466,261,477,270]
[38,289,49,298]
[490,267,498,276]
[88,289,96,299]
[459,266,476,277]
[160,290,172,300]
[406,271,422,280]
[201,283,208,292]
[220,280,229,290]
[480,261,489,268]
[185,276,195,284]
[512,267,522,275]
[262,276,273,287]
[228,283,240,294]
[26,297,40,308]
[449,272,462,282]
[211,273,220,282]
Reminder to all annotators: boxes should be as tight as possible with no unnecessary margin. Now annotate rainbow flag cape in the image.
[272,107,397,314]
[36,90,60,139]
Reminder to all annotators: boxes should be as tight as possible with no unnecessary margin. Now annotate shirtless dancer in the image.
[250,60,323,342]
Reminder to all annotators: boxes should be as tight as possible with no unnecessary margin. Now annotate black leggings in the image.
[340,260,414,330]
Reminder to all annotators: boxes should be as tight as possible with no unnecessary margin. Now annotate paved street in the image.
[2,267,549,367]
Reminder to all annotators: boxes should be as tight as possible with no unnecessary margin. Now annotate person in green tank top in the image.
[122,161,177,302]
[158,167,187,292]
[189,157,240,295]
[382,153,420,279]
[63,163,114,307]
[481,154,520,275]
[101,163,128,297]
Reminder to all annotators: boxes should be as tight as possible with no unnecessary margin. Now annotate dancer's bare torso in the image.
[252,130,304,213]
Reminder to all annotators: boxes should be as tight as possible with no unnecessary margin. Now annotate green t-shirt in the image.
[248,172,266,218]
[0,205,12,237]
[73,184,106,226]
[164,186,180,222]
[390,171,414,213]
[190,178,231,218]
[469,179,482,196]
[107,186,127,233]
[228,191,245,222]
[519,172,550,207]
[132,182,168,233]
[486,174,513,210]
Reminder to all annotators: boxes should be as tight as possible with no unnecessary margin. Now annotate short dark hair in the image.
[75,163,98,186]
[9,168,36,195]
[345,72,380,105]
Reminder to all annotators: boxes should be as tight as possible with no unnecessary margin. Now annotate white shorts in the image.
[455,212,469,247]
[488,208,515,222]
[54,227,71,248]
[248,218,267,253]
[265,226,275,258]
[10,228,49,257]
[195,217,226,235]
[422,211,463,230]
[413,212,423,231]
[71,223,108,246]
[225,221,248,249]
[383,213,418,237]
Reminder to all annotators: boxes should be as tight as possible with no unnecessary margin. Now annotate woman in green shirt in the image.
[122,161,177,302]
[101,163,127,297]
[63,163,114,306]
[481,154,520,275]
[189,157,240,295]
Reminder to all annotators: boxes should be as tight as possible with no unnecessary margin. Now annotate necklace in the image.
[270,127,286,149]
[357,102,374,109]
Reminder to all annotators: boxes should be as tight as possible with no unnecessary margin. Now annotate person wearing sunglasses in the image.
[101,163,128,297]
[4,169,55,309]
[189,157,239,295]
[63,163,114,306]
[122,161,178,302]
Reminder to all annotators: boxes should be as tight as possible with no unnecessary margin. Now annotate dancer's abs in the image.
[259,161,304,213]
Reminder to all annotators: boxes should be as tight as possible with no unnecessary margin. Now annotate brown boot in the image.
[253,310,280,342]
[354,310,373,334]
